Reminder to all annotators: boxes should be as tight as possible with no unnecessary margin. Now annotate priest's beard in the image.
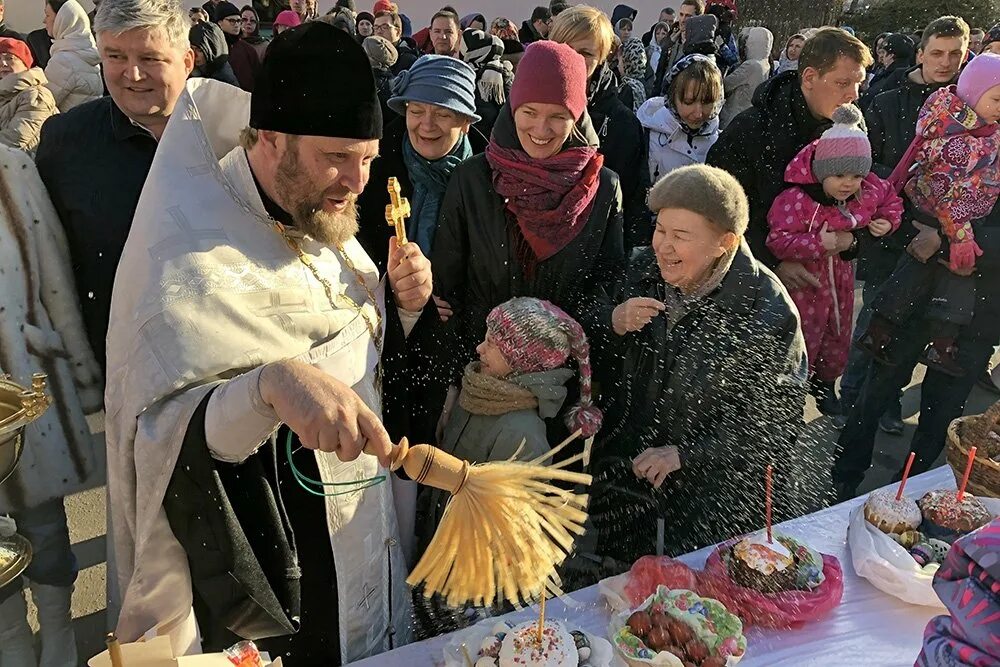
[274,138,360,246]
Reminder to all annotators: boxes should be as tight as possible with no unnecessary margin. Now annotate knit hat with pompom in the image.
[485,297,603,438]
[812,104,871,182]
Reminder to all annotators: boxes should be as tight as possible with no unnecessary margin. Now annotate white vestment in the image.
[104,78,411,660]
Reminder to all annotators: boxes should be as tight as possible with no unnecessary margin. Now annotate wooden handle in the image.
[106,633,124,667]
[390,438,470,495]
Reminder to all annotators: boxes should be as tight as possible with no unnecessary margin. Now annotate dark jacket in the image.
[611,4,638,25]
[225,33,261,92]
[859,58,909,111]
[588,63,652,249]
[431,110,626,387]
[356,117,488,442]
[35,97,158,372]
[252,0,284,23]
[0,22,25,43]
[519,20,543,45]
[190,22,241,87]
[707,70,831,268]
[164,394,300,652]
[857,66,953,282]
[373,67,394,125]
[202,0,223,21]
[26,29,52,69]
[588,243,808,561]
[391,40,418,74]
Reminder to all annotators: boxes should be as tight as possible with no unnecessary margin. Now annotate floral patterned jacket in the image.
[904,85,1000,245]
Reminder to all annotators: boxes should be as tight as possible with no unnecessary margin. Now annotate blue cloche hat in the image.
[387,54,482,121]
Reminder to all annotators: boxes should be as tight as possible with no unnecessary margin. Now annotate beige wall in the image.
[6,0,678,41]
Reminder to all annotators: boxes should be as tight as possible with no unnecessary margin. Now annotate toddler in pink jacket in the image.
[767,104,903,415]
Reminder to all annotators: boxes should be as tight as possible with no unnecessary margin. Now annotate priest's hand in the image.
[260,359,394,467]
[388,237,433,312]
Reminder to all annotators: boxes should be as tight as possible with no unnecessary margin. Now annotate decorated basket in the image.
[946,400,1000,498]
[609,587,746,667]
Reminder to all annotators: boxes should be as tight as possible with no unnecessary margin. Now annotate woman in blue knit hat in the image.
[356,53,487,447]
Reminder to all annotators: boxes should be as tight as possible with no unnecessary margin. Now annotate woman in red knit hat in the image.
[429,40,625,446]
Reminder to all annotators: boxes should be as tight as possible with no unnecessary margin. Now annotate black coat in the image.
[373,67,394,126]
[519,20,542,45]
[588,244,808,561]
[431,112,626,387]
[391,40,418,74]
[190,22,241,87]
[857,66,952,282]
[859,59,910,111]
[707,70,831,268]
[36,98,158,372]
[356,118,488,443]
[588,65,652,249]
[0,22,24,43]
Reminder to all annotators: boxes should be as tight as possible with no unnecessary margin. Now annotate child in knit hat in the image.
[859,54,1000,376]
[416,296,602,545]
[767,104,903,415]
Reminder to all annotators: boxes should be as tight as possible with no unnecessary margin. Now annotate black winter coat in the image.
[588,65,652,249]
[431,112,626,387]
[588,243,808,561]
[189,22,241,87]
[391,41,418,75]
[859,59,910,111]
[373,67,395,127]
[519,20,543,45]
[356,118,488,443]
[36,98,158,372]
[857,66,952,282]
[707,70,831,268]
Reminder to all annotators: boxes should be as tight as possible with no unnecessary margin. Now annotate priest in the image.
[103,23,432,663]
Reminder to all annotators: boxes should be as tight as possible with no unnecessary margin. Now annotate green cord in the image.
[285,429,386,497]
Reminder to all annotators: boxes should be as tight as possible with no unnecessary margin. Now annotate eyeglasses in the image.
[222,17,244,24]
[374,23,395,34]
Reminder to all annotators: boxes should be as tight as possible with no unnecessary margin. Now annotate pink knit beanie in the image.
[957,53,1000,110]
[274,10,302,28]
[485,297,603,438]
[812,104,872,181]
[508,41,589,121]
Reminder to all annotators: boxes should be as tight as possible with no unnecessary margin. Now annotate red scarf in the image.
[486,139,604,268]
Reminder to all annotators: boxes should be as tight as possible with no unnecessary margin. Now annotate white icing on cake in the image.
[497,620,577,667]
[864,488,921,532]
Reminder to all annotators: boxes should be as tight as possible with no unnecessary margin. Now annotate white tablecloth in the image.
[351,466,960,667]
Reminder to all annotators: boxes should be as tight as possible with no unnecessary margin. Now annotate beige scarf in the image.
[458,362,538,416]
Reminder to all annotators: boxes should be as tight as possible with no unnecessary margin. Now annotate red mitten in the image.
[949,240,983,272]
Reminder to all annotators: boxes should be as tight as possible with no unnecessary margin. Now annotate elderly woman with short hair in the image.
[588,164,811,564]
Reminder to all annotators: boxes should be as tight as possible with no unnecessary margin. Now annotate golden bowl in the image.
[0,374,50,486]
[0,533,32,588]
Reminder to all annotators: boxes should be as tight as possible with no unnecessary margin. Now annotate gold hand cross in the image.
[385,177,410,245]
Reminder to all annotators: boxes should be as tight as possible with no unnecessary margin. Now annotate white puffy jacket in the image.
[637,96,720,184]
[45,0,102,112]
[719,27,773,129]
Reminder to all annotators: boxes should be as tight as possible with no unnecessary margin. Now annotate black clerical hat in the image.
[250,22,383,140]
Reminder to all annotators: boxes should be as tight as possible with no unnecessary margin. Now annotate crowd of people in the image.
[0,0,999,664]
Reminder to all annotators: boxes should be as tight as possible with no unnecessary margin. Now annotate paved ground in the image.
[24,314,1000,663]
